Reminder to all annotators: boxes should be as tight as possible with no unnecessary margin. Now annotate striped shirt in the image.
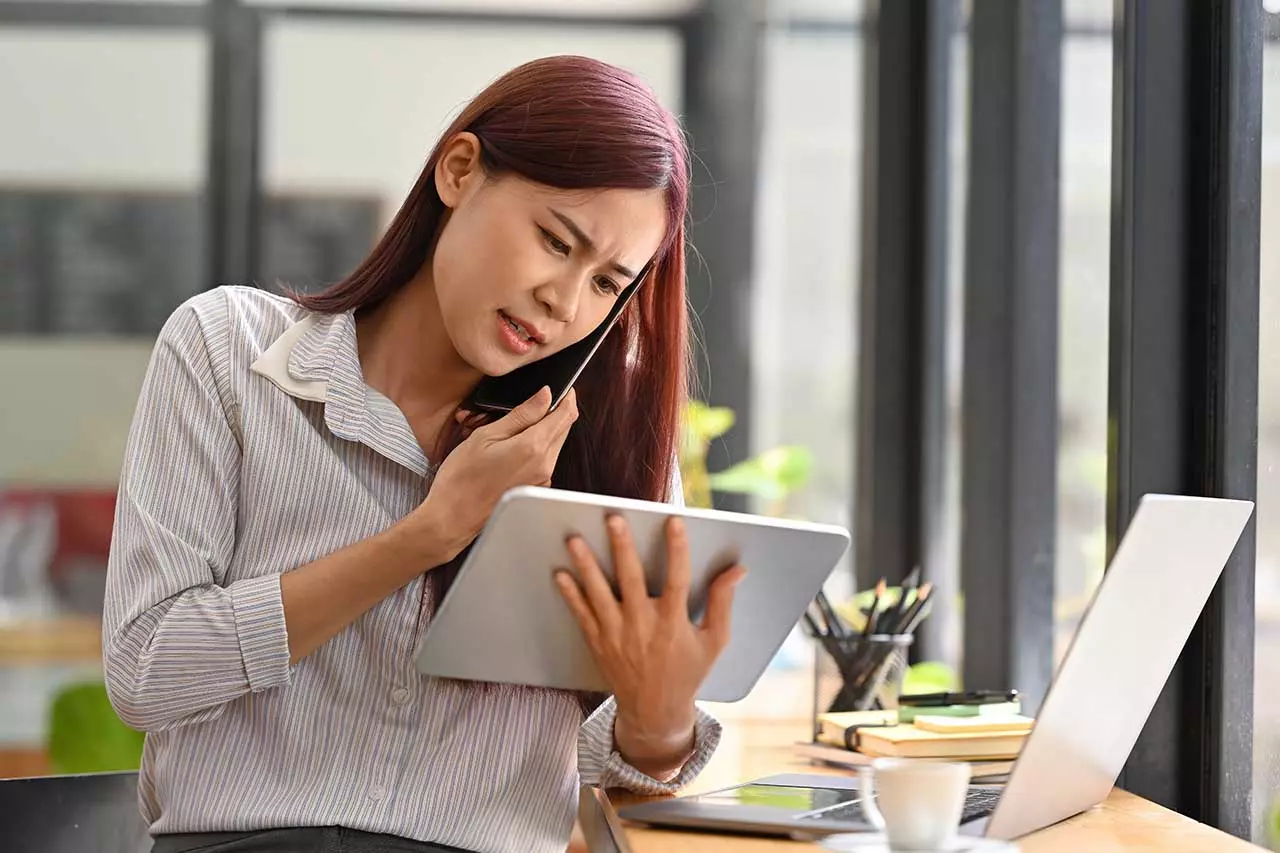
[101,285,720,853]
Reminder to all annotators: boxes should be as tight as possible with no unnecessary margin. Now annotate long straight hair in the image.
[292,56,693,715]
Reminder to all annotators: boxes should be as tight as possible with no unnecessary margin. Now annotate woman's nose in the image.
[535,276,583,325]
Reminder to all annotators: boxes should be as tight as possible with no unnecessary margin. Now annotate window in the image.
[260,15,681,291]
[1054,0,1113,666]
[0,23,209,778]
[734,0,862,719]
[1253,23,1280,850]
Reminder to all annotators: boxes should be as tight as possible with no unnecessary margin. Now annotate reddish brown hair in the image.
[291,56,692,714]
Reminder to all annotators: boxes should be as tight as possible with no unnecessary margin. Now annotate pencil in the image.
[896,582,934,634]
[902,598,934,635]
[802,609,824,637]
[863,579,887,636]
[880,566,920,633]
[814,590,846,639]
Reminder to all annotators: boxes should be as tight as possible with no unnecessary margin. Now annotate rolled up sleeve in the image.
[576,696,722,794]
[103,294,292,733]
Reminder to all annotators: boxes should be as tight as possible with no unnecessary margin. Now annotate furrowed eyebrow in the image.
[548,207,637,279]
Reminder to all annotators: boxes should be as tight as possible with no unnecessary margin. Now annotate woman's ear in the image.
[435,132,484,209]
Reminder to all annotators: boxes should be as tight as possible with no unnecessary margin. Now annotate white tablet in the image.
[412,485,851,702]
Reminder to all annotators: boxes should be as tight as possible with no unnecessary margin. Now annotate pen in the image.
[899,689,1019,707]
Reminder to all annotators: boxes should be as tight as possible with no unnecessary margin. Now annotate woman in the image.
[102,55,745,853]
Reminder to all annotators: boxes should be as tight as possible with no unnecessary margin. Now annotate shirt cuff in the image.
[578,696,722,795]
[229,574,292,693]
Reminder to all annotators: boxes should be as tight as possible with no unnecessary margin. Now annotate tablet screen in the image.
[689,783,863,814]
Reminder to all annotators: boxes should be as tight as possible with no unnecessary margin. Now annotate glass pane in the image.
[937,19,969,680]
[1255,33,1280,853]
[0,26,208,778]
[749,17,861,717]
[1054,17,1113,666]
[259,17,681,292]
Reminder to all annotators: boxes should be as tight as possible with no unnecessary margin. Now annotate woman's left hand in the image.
[554,514,746,772]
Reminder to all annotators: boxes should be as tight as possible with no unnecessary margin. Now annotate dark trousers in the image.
[151,827,475,853]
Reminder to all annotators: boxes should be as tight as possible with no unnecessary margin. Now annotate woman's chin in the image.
[461,343,523,378]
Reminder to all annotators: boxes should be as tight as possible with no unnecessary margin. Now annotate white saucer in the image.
[818,834,1018,853]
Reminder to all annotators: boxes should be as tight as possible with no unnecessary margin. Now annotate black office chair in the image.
[0,770,150,853]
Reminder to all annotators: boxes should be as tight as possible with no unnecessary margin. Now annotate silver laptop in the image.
[619,494,1254,841]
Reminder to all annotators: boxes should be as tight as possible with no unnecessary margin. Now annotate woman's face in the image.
[430,133,668,377]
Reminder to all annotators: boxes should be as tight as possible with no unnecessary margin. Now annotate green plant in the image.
[679,401,956,694]
[901,661,959,696]
[47,681,144,774]
[679,401,814,514]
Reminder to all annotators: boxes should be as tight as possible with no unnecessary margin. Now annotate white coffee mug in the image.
[857,758,971,850]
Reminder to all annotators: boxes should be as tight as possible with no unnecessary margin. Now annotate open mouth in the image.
[499,311,537,343]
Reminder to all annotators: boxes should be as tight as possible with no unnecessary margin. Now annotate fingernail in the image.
[607,514,624,532]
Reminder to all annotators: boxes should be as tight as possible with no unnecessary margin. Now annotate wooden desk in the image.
[610,720,1263,852]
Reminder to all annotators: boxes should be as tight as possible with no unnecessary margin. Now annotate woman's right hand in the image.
[411,385,579,564]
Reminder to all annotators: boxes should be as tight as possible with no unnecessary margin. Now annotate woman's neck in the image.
[355,271,480,442]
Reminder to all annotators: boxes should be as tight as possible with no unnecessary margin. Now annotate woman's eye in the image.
[541,228,571,255]
[594,277,622,296]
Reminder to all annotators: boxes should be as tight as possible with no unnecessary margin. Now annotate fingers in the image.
[520,389,577,486]
[525,387,578,448]
[536,389,577,477]
[659,517,692,619]
[606,514,649,615]
[484,386,552,439]
[699,564,746,653]
[548,388,578,451]
[565,534,622,637]
[554,569,601,649]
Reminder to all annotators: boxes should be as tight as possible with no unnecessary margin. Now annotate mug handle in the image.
[857,767,886,831]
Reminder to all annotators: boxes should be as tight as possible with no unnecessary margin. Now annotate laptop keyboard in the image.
[800,787,1002,825]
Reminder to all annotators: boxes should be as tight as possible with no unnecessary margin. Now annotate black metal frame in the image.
[1108,0,1262,836]
[680,0,763,512]
[207,0,263,291]
[958,0,1061,716]
[853,0,956,661]
[258,2,685,30]
[0,1,202,28]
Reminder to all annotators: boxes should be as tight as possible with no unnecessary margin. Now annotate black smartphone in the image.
[467,261,653,415]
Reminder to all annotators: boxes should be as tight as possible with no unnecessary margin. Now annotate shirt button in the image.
[391,687,410,705]
[369,785,386,802]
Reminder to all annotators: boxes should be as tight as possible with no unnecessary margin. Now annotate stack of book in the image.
[797,696,1031,783]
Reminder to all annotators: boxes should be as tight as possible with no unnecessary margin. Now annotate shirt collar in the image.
[250,311,432,477]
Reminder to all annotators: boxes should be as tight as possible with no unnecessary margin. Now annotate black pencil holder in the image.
[812,633,913,719]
